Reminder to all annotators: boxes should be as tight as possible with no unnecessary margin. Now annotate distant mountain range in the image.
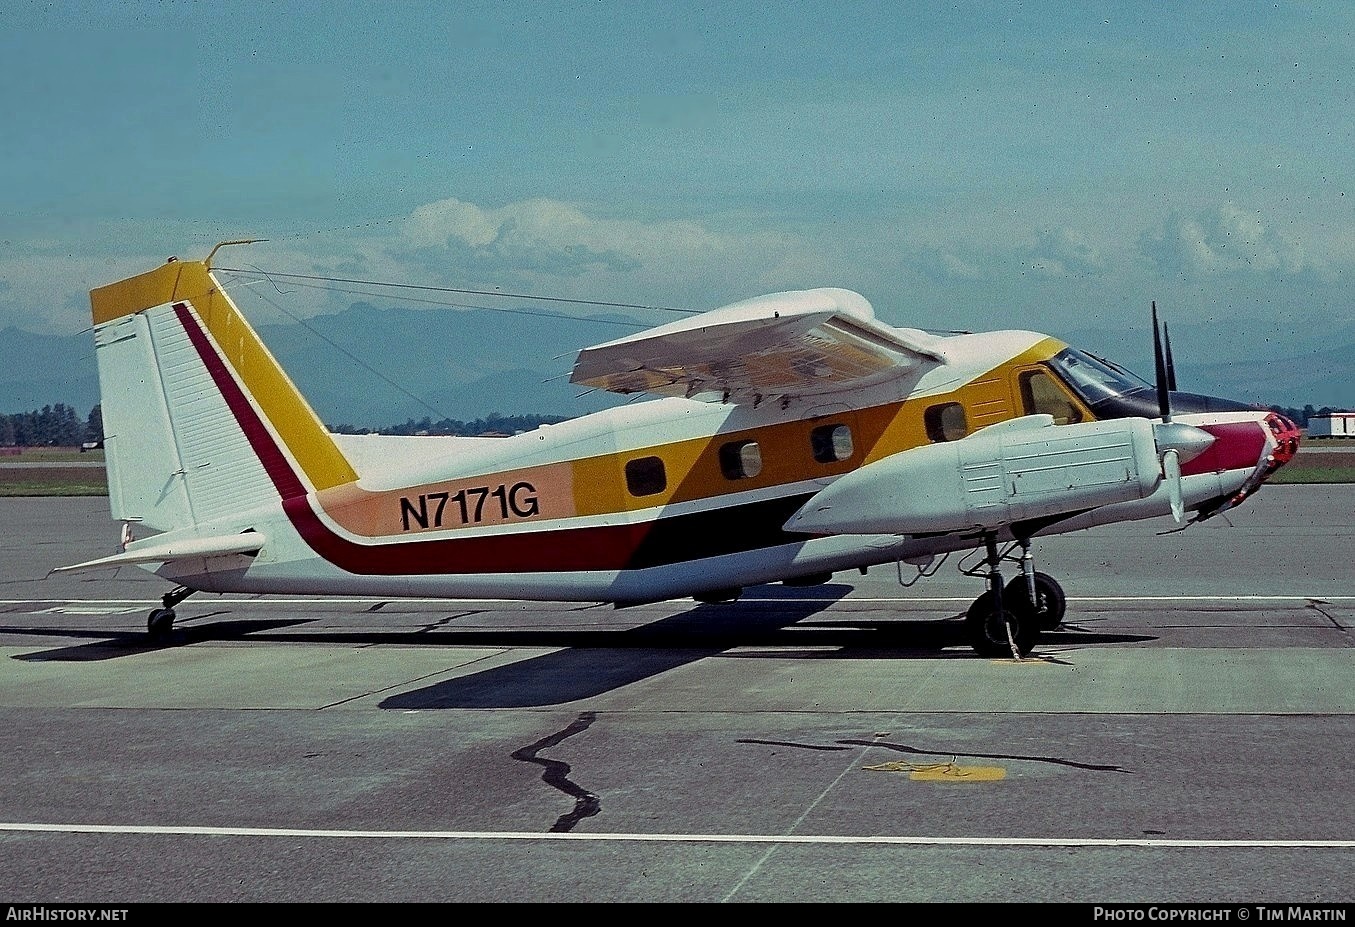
[0,327,101,418]
[3,303,1351,427]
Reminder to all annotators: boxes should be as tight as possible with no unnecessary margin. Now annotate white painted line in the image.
[1064,595,1355,603]
[6,595,1355,606]
[0,822,1351,848]
[2,598,560,609]
[37,606,146,615]
[755,596,1355,604]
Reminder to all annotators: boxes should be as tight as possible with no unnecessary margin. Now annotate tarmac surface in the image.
[0,487,1351,903]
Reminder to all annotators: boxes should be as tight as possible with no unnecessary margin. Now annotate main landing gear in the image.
[147,586,196,642]
[963,535,1066,658]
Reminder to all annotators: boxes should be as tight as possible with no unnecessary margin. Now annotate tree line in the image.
[0,405,566,446]
[0,402,1346,448]
[0,404,103,447]
[330,413,570,437]
[1269,405,1346,427]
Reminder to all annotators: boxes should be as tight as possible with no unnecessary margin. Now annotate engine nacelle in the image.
[785,414,1166,535]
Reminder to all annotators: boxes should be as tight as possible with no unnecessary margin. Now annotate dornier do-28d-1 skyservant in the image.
[59,242,1301,659]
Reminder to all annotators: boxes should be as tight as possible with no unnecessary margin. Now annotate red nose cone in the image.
[1264,412,1302,470]
[1181,420,1267,476]
[1181,411,1301,524]
[1181,412,1301,479]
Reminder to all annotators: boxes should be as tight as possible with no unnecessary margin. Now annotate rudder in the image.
[89,256,357,534]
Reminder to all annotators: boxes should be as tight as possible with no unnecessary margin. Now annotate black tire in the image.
[966,590,1039,657]
[147,607,175,641]
[1004,572,1067,631]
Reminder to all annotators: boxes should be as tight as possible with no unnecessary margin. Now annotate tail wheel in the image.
[147,607,176,641]
[1004,572,1067,630]
[966,590,1039,657]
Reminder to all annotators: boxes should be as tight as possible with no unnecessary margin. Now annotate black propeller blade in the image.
[1162,320,1178,392]
[1152,301,1172,422]
[1151,301,1195,522]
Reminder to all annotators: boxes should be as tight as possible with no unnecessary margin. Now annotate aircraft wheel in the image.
[147,607,176,641]
[966,590,1039,657]
[1005,572,1066,631]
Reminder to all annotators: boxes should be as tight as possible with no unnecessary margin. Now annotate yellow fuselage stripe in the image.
[566,339,1075,513]
[315,339,1083,538]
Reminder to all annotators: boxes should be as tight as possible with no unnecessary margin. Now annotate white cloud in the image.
[905,226,1108,285]
[1023,227,1108,278]
[0,249,164,334]
[1138,203,1320,279]
[0,199,841,336]
[399,196,702,277]
[388,195,822,311]
[910,246,985,282]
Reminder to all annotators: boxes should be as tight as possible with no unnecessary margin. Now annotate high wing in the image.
[569,287,948,405]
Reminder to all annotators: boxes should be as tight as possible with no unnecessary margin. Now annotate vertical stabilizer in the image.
[89,257,357,533]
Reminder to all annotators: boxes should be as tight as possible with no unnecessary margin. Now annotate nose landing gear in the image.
[1007,537,1067,631]
[963,535,1066,658]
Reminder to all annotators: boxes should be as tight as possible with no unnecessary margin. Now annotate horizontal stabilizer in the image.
[571,288,946,404]
[54,533,266,575]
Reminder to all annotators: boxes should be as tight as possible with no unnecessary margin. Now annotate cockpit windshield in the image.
[1047,347,1153,405]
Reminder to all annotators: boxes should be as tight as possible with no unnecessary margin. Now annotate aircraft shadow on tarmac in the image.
[4,585,1156,707]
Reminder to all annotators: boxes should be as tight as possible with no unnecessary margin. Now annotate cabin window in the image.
[719,440,763,479]
[1019,370,1084,425]
[924,402,968,442]
[625,456,667,496]
[810,424,854,463]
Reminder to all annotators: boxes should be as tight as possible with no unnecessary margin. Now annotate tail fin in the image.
[89,254,357,534]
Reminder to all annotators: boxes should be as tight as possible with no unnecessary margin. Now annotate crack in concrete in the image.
[512,711,600,832]
[737,736,1130,772]
[1306,599,1353,645]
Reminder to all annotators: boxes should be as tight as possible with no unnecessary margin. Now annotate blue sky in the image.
[2,1,1352,396]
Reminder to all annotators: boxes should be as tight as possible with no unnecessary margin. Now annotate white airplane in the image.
[58,243,1302,657]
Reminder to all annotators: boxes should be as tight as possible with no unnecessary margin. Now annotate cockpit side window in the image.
[924,402,968,442]
[1019,369,1084,425]
[1047,348,1152,405]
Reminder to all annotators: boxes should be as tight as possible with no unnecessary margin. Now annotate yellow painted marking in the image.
[864,762,1007,782]
[90,261,186,324]
[989,655,1059,666]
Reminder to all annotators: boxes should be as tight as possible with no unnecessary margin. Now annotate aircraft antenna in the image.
[205,239,269,270]
[214,267,698,316]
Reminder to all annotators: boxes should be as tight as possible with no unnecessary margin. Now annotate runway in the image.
[0,487,1351,903]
